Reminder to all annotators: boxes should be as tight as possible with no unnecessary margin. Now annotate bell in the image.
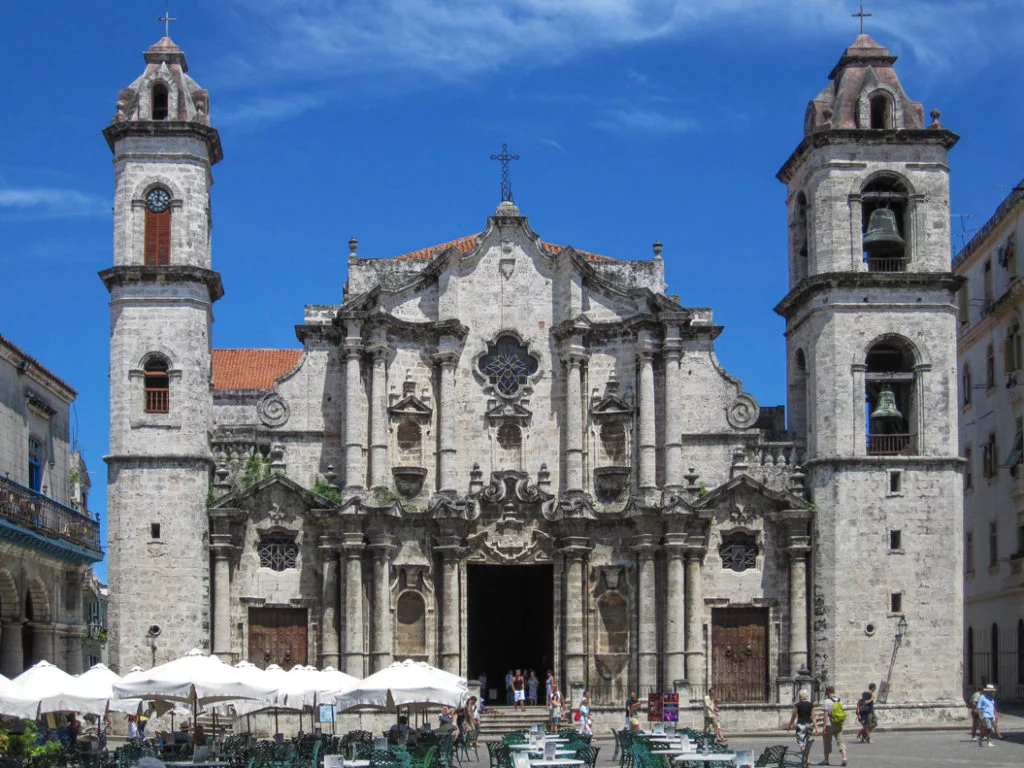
[870,385,903,423]
[863,208,905,255]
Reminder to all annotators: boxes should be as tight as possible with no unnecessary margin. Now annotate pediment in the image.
[484,401,532,422]
[591,394,633,419]
[389,394,433,419]
[208,474,337,514]
[694,474,810,515]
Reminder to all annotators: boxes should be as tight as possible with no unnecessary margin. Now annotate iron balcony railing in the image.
[867,256,908,273]
[866,433,917,456]
[0,475,102,553]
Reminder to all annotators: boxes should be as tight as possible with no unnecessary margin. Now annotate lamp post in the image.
[895,615,908,646]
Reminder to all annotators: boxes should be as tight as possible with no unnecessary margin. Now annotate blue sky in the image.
[3,1,1024,581]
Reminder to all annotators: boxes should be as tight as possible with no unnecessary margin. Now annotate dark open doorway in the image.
[467,564,553,704]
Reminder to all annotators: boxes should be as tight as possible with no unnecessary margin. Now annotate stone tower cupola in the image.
[100,35,223,671]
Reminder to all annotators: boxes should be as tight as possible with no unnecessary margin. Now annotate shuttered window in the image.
[144,209,171,265]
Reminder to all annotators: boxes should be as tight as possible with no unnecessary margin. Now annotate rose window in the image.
[478,335,539,397]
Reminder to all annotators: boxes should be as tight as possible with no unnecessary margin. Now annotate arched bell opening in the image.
[151,82,169,120]
[862,176,910,272]
[865,337,918,456]
[869,93,893,129]
[789,348,809,442]
[791,192,809,282]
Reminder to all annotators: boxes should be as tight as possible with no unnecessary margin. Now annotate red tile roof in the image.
[393,233,614,262]
[212,349,302,391]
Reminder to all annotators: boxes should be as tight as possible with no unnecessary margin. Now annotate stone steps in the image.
[478,706,550,738]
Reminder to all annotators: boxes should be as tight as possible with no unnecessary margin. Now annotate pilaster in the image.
[632,534,659,691]
[636,333,659,490]
[435,535,465,674]
[343,323,366,492]
[369,534,398,672]
[662,532,687,689]
[341,532,366,677]
[210,532,234,660]
[560,537,593,692]
[318,533,341,669]
[368,340,390,488]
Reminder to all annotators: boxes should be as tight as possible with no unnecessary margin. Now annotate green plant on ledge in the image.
[370,486,397,505]
[698,482,709,497]
[242,454,270,488]
[313,477,342,503]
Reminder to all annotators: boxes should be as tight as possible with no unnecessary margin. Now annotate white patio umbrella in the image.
[0,671,40,719]
[9,660,110,715]
[112,649,277,717]
[330,658,467,712]
[76,663,148,715]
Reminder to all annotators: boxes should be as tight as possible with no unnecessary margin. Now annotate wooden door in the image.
[248,607,308,669]
[711,607,768,703]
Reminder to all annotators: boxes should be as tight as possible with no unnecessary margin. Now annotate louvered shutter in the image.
[144,209,171,265]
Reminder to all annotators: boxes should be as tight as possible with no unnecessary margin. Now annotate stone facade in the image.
[103,34,964,726]
[953,182,1024,702]
[0,333,104,675]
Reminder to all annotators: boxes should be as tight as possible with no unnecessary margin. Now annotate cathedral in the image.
[102,32,964,726]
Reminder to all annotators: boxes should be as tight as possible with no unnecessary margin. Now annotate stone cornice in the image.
[103,120,224,165]
[99,265,224,302]
[957,276,1024,354]
[104,453,213,467]
[774,271,962,319]
[803,455,964,470]
[777,128,959,184]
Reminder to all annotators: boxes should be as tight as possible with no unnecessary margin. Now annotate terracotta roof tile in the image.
[212,349,302,391]
[392,233,614,262]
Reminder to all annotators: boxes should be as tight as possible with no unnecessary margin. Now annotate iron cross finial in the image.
[158,10,178,37]
[852,2,872,34]
[490,143,520,203]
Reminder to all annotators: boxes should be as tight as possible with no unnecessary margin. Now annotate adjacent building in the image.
[954,183,1024,703]
[0,334,104,675]
[102,32,964,725]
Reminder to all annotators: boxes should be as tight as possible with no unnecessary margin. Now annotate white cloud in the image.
[539,137,566,153]
[216,93,327,128]
[223,0,1024,86]
[595,108,698,135]
[0,187,106,219]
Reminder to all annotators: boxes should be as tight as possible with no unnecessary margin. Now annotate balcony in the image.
[867,256,908,273]
[0,475,102,561]
[866,433,917,456]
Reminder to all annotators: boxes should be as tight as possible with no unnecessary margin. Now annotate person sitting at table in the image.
[439,706,453,725]
[388,716,410,745]
[193,722,207,747]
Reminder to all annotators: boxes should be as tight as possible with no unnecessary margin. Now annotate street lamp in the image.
[895,615,908,645]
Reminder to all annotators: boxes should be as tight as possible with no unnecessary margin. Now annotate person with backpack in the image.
[855,683,876,743]
[820,686,848,766]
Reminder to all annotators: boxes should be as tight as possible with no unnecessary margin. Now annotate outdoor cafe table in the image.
[529,760,584,768]
[509,745,575,756]
[673,752,738,765]
[163,762,230,768]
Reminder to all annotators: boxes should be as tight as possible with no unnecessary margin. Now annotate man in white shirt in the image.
[820,686,848,767]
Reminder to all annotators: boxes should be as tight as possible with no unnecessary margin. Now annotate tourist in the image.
[127,715,139,744]
[479,672,488,703]
[786,690,816,761]
[550,682,565,732]
[820,686,848,766]
[506,670,515,706]
[439,706,454,726]
[855,683,876,743]
[513,668,526,711]
[625,690,641,730]
[976,684,998,747]
[528,670,539,705]
[704,687,727,745]
[577,692,592,737]
[546,670,555,707]
[968,685,983,738]
[387,715,410,746]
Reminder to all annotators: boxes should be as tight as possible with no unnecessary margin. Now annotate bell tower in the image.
[775,35,964,716]
[100,35,223,670]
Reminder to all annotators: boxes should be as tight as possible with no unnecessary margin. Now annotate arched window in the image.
[144,357,170,413]
[986,344,995,389]
[791,349,809,439]
[27,437,42,492]
[869,93,893,129]
[991,623,1000,685]
[1004,321,1021,374]
[396,421,422,466]
[151,83,169,120]
[962,364,972,406]
[496,423,522,469]
[865,338,916,455]
[598,592,628,654]
[600,422,627,465]
[862,176,909,272]
[966,626,974,684]
[144,187,172,265]
[395,591,427,658]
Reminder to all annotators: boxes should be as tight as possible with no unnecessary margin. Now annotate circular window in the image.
[145,187,171,213]
[865,623,876,637]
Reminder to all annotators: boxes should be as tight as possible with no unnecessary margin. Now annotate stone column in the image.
[564,355,586,493]
[318,534,341,669]
[633,535,659,692]
[663,533,687,689]
[787,540,811,676]
[370,535,398,672]
[211,534,233,659]
[66,569,85,674]
[851,363,866,457]
[369,342,390,488]
[436,536,464,674]
[637,340,658,490]
[662,331,684,491]
[913,363,930,455]
[561,538,592,691]
[435,351,460,493]
[684,548,706,686]
[343,326,367,491]
[33,625,55,664]
[0,621,23,677]
[341,533,365,677]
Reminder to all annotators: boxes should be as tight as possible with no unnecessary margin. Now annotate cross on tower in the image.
[490,143,520,204]
[158,10,178,37]
[852,2,871,34]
